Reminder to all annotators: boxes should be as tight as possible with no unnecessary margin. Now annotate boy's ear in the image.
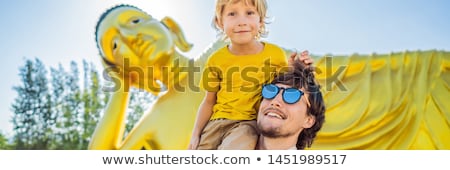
[214,17,227,31]
[160,16,193,52]
[215,17,224,29]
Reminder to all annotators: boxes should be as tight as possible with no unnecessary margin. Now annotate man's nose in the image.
[270,92,283,107]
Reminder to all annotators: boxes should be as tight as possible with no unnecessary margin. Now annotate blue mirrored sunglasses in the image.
[262,84,304,104]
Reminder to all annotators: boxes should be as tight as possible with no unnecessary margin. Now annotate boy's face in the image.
[219,1,262,45]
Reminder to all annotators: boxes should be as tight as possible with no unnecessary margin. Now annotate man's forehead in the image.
[274,83,301,90]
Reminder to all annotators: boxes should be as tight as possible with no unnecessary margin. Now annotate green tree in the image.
[34,59,56,149]
[11,59,35,149]
[49,63,70,149]
[11,58,55,149]
[0,131,13,149]
[55,61,83,149]
[79,60,104,149]
[10,58,157,149]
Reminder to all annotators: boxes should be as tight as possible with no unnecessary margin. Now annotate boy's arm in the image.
[188,91,217,149]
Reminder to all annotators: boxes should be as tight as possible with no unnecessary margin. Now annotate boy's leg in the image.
[197,119,226,149]
[218,120,258,150]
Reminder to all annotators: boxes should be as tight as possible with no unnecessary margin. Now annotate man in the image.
[256,61,326,150]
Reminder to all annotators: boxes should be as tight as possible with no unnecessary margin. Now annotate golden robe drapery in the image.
[311,50,450,149]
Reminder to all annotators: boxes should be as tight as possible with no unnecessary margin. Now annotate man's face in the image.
[257,83,315,138]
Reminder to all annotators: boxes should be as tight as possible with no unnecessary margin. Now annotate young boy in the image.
[189,0,312,149]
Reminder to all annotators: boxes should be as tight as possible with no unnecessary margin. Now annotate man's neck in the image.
[256,135,298,150]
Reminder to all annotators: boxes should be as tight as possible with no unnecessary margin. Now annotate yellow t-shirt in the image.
[200,42,288,120]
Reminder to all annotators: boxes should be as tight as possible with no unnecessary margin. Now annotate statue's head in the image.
[95,5,192,93]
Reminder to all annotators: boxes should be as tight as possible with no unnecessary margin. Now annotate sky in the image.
[1,0,449,136]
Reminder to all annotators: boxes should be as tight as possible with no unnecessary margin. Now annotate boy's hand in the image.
[289,50,314,66]
[188,136,200,150]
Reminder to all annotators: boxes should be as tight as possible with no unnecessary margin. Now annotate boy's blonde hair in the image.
[213,0,268,39]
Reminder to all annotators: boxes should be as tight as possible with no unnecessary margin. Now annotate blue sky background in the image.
[1,0,449,136]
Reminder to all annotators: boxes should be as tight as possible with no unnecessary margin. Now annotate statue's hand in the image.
[102,65,132,93]
[117,67,162,95]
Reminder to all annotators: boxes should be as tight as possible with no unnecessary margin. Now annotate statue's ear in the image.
[161,16,193,52]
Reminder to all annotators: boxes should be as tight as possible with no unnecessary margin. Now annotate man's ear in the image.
[303,115,316,129]
[160,17,193,52]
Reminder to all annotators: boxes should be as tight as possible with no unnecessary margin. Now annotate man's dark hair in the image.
[271,61,326,150]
